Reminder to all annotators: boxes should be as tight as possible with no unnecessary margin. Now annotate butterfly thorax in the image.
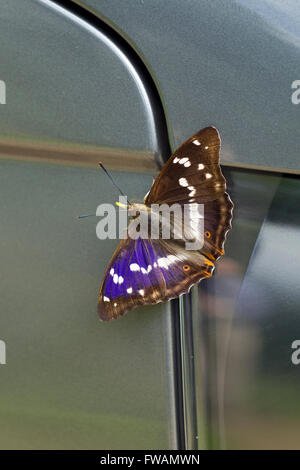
[128,203,161,239]
[127,202,190,243]
[128,203,151,218]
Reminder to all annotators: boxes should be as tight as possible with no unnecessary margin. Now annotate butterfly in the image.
[98,126,233,321]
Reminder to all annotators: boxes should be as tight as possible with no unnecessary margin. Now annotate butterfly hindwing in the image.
[98,238,214,321]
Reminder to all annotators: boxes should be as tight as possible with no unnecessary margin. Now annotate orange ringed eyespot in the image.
[205,231,211,238]
[183,265,190,272]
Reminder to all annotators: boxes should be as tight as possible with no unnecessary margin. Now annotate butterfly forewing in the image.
[145,127,225,205]
[202,193,233,260]
[145,126,233,260]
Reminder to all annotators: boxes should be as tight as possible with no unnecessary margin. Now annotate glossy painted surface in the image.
[0,160,176,449]
[0,0,160,154]
[182,168,300,449]
[82,0,300,173]
[0,0,176,449]
[1,0,300,450]
[228,173,300,449]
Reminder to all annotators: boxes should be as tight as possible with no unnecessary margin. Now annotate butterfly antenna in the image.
[76,213,96,219]
[77,163,130,219]
[98,162,129,201]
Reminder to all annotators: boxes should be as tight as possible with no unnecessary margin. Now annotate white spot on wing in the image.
[127,287,133,294]
[139,289,145,296]
[179,177,188,187]
[130,263,140,272]
[110,268,114,276]
[184,161,191,167]
[179,157,188,164]
[188,185,196,197]
[141,265,152,274]
[103,296,110,302]
[205,173,212,179]
[158,257,169,269]
[193,139,201,146]
[158,256,177,269]
[113,274,119,284]
[167,255,177,264]
[173,157,180,163]
[198,163,204,170]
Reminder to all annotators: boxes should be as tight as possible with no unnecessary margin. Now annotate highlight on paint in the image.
[0,340,6,365]
[0,80,6,104]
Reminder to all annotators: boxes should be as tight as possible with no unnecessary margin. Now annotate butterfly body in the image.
[98,127,233,321]
[127,202,194,243]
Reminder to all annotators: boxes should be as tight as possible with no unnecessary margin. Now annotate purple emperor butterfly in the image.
[98,127,233,321]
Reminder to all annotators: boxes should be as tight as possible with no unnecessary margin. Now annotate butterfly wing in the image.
[145,127,225,205]
[145,126,233,260]
[98,126,233,320]
[98,237,214,321]
[201,192,233,260]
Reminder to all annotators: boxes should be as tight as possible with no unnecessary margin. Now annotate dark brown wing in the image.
[145,127,225,205]
[202,193,233,260]
[145,126,233,260]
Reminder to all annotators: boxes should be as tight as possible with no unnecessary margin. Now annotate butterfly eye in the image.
[205,231,211,239]
[183,265,190,272]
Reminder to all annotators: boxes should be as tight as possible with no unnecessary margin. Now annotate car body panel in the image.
[0,0,177,449]
[81,0,300,173]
